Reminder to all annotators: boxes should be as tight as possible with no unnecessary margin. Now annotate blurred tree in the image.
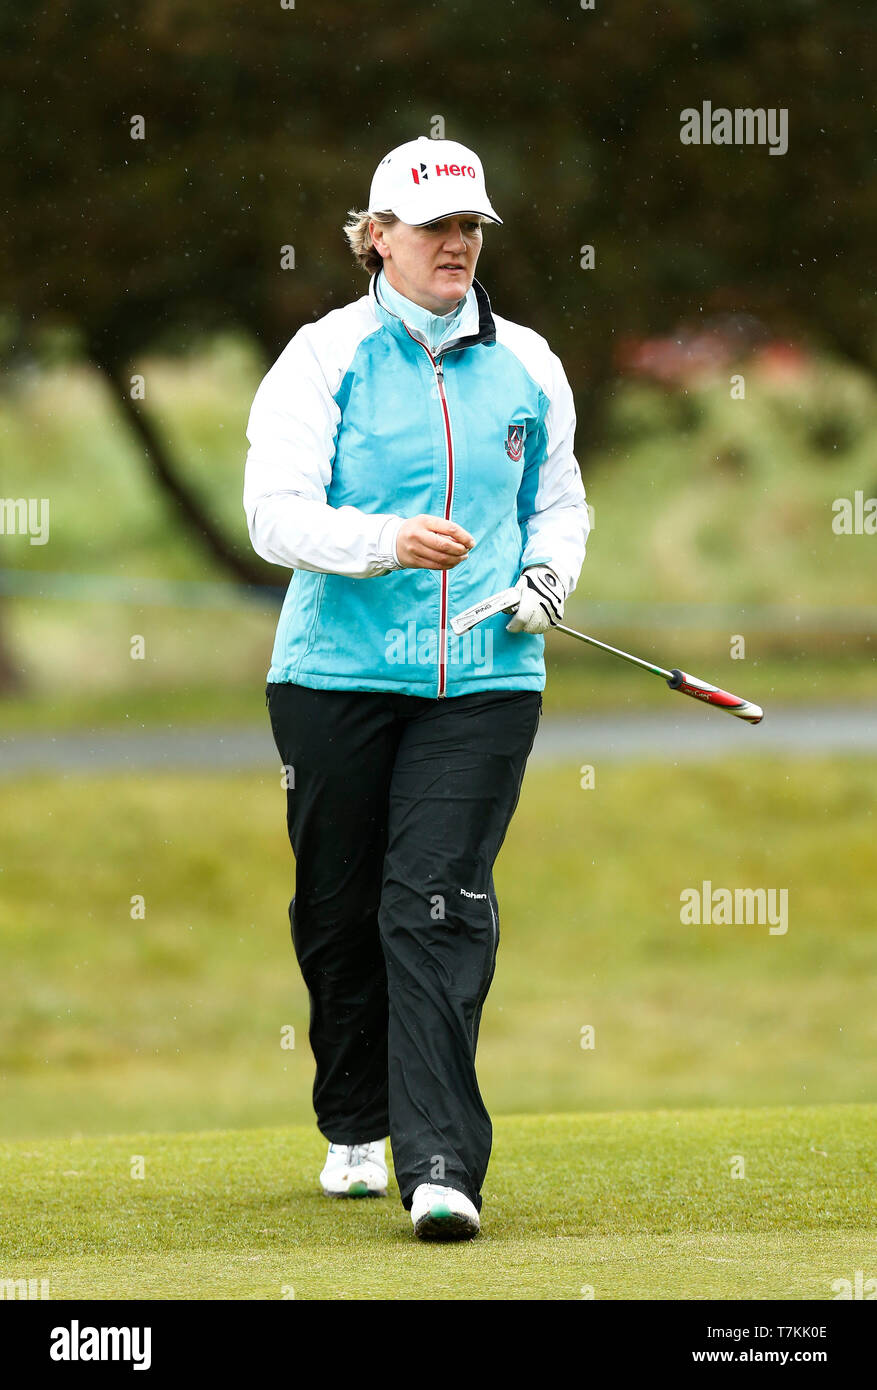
[0,599,22,693]
[0,0,872,583]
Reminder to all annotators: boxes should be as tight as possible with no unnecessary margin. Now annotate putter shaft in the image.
[553,621,763,723]
[553,622,674,680]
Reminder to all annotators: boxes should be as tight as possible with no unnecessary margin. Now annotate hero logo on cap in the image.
[411,160,477,184]
[368,135,503,227]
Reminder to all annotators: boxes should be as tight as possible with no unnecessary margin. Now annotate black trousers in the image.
[266,681,542,1212]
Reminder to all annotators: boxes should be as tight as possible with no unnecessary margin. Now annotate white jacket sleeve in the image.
[518,351,590,596]
[243,328,405,578]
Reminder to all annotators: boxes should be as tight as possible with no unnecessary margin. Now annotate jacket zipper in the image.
[404,326,455,698]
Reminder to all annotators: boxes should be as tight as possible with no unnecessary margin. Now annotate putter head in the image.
[450,587,521,636]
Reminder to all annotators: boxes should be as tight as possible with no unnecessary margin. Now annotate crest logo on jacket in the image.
[504,424,525,462]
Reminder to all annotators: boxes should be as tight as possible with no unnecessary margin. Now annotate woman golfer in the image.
[244,135,589,1240]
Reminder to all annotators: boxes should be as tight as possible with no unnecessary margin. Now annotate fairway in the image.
[2,1105,874,1300]
[3,756,877,1140]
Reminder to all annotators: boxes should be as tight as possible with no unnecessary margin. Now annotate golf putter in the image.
[451,588,764,724]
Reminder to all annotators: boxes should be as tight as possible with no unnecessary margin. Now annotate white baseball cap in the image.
[368,136,503,226]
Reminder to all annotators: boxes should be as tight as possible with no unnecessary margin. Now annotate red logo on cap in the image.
[411,162,477,184]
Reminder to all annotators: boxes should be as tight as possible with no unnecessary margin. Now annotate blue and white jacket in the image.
[243,269,589,698]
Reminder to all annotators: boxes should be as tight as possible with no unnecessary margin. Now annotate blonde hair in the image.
[343,208,397,274]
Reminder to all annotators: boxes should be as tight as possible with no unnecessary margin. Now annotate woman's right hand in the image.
[395,515,475,570]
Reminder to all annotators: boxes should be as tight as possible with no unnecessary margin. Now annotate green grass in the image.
[2,757,876,1140]
[0,666,268,732]
[1,1106,874,1299]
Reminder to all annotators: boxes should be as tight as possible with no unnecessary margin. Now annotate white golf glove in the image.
[505,565,566,634]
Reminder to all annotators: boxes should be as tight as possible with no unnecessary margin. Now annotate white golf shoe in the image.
[319,1139,388,1198]
[410,1183,481,1241]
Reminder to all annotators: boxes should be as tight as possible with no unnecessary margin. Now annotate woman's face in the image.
[371,214,484,315]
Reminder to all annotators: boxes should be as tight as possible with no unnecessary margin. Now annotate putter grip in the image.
[668,669,763,724]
